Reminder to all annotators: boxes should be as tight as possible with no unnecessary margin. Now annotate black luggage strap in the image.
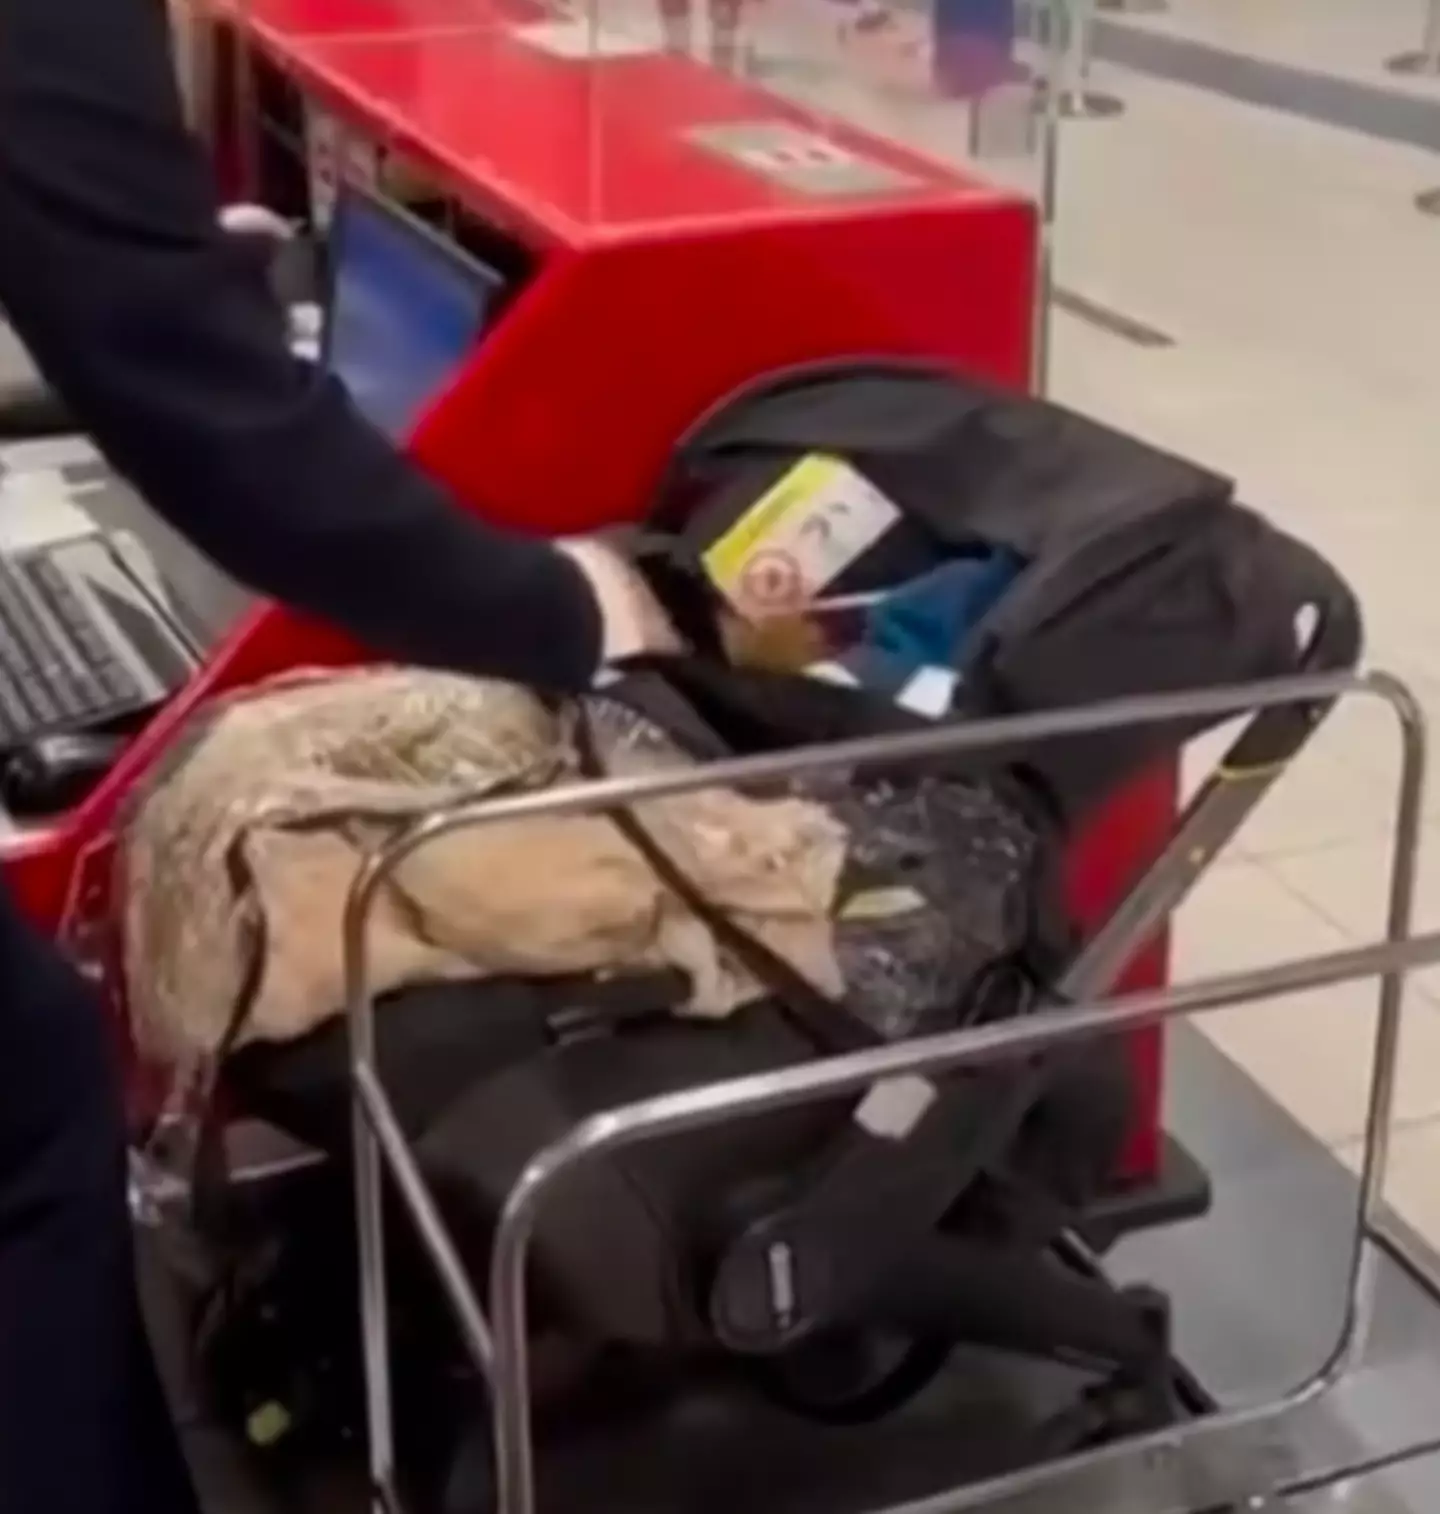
[571,706,871,1056]
[573,702,1059,1352]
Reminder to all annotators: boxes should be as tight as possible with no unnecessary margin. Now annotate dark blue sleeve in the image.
[0,0,600,689]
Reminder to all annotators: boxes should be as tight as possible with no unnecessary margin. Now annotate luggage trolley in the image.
[339,650,1439,1514]
[52,365,1439,1508]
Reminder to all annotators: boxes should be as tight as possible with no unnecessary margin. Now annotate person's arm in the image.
[0,0,632,690]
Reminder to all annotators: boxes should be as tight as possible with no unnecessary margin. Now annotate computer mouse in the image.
[0,732,124,817]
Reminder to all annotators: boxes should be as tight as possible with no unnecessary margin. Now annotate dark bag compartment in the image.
[226,666,1092,1351]
[642,363,1361,818]
[658,363,1232,570]
[229,985,1132,1354]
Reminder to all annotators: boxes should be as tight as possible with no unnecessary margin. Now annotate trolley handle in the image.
[1221,527,1363,775]
[342,666,1424,1514]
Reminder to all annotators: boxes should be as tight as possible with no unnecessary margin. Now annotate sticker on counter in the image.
[686,121,918,197]
[702,454,902,618]
[306,111,380,229]
[305,110,341,229]
[511,17,659,57]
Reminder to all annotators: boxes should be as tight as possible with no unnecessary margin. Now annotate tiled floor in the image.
[1036,6,1440,1247]
[1116,0,1440,98]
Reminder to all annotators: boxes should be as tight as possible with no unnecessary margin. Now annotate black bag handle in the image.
[572,706,876,1057]
[652,356,963,519]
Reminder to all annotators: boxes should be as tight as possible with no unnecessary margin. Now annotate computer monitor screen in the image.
[326,189,503,439]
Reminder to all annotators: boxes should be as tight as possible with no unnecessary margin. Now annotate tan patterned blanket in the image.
[120,667,848,1066]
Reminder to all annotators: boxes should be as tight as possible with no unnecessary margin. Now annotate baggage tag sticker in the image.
[703,456,901,619]
[306,111,380,231]
[305,111,343,230]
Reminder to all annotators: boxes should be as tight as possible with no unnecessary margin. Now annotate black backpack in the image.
[636,360,1347,821]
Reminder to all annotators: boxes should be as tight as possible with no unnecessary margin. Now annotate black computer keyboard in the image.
[0,549,150,747]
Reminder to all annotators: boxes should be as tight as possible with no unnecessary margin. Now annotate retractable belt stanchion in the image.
[1055,0,1124,119]
[1388,0,1440,77]
[1383,0,1440,210]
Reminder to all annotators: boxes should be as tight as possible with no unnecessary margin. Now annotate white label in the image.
[855,1076,937,1140]
[305,110,341,230]
[895,666,960,718]
[306,114,380,229]
[512,18,658,58]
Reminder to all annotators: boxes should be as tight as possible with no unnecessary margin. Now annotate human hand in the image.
[557,539,684,667]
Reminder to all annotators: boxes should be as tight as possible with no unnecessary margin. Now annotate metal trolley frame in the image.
[340,669,1440,1514]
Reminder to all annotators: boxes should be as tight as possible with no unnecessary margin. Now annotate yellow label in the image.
[246,1401,294,1449]
[702,455,843,598]
[839,885,927,922]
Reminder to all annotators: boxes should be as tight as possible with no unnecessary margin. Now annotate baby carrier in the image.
[160,364,1360,1513]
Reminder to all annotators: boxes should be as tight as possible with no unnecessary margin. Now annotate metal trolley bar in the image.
[343,669,1429,1514]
